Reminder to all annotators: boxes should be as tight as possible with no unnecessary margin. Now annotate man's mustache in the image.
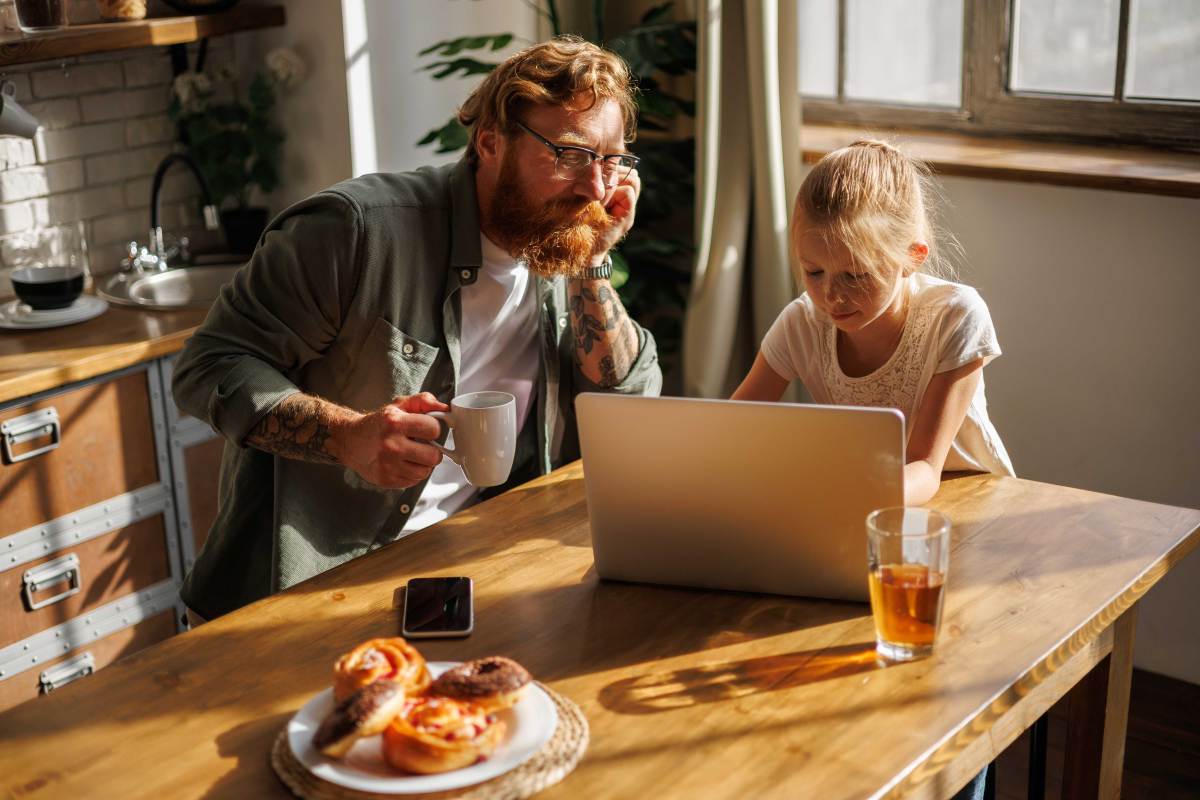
[545,198,612,228]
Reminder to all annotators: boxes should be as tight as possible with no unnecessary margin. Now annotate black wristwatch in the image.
[581,254,613,281]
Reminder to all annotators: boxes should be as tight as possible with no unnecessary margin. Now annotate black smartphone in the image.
[401,577,474,638]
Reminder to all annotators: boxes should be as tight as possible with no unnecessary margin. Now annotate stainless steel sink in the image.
[99,259,244,310]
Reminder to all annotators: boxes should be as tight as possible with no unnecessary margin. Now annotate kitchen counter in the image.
[0,299,208,404]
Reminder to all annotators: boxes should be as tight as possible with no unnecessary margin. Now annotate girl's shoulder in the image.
[766,293,828,351]
[778,292,824,326]
[910,274,991,320]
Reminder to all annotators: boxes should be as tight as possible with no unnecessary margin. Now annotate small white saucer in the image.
[0,296,107,330]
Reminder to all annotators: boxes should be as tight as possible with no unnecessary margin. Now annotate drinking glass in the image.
[866,507,951,661]
[14,0,67,32]
[1,220,90,274]
[1,221,91,305]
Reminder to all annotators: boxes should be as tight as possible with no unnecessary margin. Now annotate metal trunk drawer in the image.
[0,607,177,713]
[0,514,173,649]
[0,370,160,539]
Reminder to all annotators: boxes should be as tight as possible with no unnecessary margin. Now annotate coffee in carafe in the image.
[14,0,67,32]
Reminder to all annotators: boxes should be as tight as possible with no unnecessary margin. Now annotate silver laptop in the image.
[575,394,905,602]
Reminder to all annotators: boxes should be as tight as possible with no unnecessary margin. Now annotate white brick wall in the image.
[0,41,233,296]
[31,62,124,99]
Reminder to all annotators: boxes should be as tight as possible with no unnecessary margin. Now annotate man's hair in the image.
[458,35,638,166]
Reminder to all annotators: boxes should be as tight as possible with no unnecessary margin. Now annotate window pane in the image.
[799,0,838,98]
[1125,0,1200,101]
[844,0,963,107]
[1011,0,1120,96]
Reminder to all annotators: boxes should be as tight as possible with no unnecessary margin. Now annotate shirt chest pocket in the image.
[355,317,441,406]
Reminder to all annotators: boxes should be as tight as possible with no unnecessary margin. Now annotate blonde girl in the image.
[732,140,1013,506]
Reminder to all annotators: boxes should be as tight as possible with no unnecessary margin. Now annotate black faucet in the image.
[149,153,221,262]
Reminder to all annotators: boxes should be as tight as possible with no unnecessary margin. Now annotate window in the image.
[798,0,1200,150]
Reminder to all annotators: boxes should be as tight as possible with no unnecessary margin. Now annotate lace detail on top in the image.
[819,303,937,421]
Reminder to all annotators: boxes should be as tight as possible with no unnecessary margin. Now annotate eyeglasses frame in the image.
[513,120,640,187]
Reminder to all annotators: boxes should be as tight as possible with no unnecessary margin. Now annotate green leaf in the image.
[637,91,676,118]
[640,2,673,25]
[417,118,469,153]
[208,103,250,125]
[250,157,279,194]
[419,34,515,57]
[421,57,500,80]
[621,237,690,258]
[610,250,630,290]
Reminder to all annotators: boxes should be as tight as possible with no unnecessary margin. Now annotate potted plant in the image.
[169,48,306,255]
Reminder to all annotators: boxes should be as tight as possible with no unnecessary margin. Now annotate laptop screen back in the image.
[575,394,904,601]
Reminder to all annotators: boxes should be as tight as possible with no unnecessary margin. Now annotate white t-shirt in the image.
[761,273,1014,476]
[401,235,540,533]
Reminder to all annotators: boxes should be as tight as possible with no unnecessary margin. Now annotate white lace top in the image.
[761,273,1015,476]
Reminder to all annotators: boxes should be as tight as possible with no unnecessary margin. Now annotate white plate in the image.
[287,661,558,794]
[0,296,107,330]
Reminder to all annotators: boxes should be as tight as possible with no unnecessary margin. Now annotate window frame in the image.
[800,0,1200,151]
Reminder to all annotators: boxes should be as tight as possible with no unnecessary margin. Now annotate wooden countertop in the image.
[0,300,207,404]
[0,464,1196,798]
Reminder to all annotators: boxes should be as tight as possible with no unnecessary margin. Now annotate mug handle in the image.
[427,411,460,464]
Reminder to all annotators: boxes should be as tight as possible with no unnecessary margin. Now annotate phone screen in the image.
[403,577,473,637]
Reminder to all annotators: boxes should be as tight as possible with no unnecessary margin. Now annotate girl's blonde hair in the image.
[793,139,953,283]
[458,35,638,167]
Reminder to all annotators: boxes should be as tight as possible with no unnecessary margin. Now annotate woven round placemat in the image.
[271,683,588,800]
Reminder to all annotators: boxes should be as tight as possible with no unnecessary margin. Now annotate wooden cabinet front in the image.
[0,515,173,649]
[0,371,159,539]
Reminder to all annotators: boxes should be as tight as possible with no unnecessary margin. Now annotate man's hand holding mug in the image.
[333,391,516,490]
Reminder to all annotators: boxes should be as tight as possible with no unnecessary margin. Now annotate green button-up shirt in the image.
[172,159,662,618]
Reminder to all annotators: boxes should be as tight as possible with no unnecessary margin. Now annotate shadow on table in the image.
[495,570,874,683]
[597,641,881,715]
[201,710,294,799]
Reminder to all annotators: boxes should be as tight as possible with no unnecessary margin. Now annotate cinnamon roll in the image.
[333,637,431,702]
[382,695,506,774]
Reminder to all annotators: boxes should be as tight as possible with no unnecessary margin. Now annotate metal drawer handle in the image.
[39,652,95,694]
[22,553,82,611]
[2,407,61,464]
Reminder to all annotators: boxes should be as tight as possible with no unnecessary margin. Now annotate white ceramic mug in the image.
[428,391,517,487]
[0,82,40,139]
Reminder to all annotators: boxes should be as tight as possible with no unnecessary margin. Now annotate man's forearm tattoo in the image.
[245,394,340,465]
[569,280,638,388]
[599,355,619,387]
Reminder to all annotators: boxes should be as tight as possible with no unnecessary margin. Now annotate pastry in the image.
[382,695,506,774]
[333,637,431,702]
[312,680,408,759]
[427,656,532,713]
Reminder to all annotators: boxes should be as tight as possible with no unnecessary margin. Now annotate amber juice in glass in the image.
[866,508,951,661]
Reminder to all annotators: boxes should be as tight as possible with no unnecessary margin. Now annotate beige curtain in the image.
[683,0,802,398]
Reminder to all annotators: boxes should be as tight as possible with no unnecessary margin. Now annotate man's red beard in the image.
[487,152,614,278]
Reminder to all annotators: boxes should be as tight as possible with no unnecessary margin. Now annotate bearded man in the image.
[171,36,661,621]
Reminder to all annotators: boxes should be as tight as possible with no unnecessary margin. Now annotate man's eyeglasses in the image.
[515,120,640,188]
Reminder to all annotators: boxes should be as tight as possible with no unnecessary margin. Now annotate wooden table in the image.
[0,465,1196,799]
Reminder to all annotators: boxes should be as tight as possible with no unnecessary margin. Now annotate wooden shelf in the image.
[0,4,285,67]
[802,124,1200,199]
